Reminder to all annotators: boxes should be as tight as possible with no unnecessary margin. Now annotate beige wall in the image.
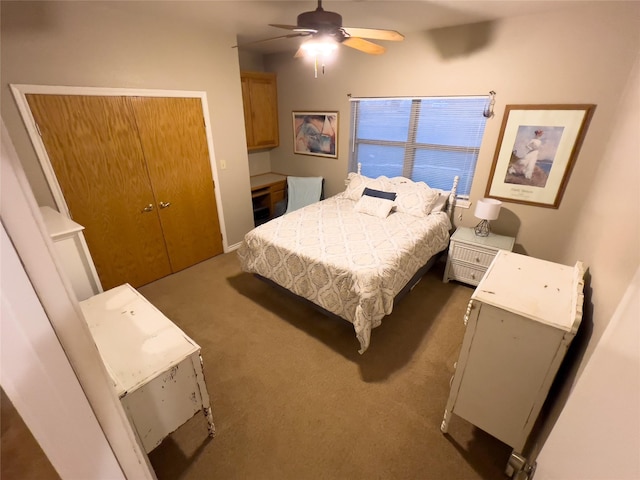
[265,1,639,362]
[563,52,640,355]
[1,1,255,246]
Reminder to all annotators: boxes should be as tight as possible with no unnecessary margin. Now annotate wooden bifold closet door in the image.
[27,94,223,290]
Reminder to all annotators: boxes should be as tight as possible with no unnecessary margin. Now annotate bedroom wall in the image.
[265,1,640,364]
[535,265,640,479]
[0,1,255,247]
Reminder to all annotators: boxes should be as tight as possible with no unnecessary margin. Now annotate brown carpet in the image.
[0,389,60,480]
[140,252,511,480]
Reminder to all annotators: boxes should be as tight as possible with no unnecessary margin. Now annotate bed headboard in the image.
[446,176,459,222]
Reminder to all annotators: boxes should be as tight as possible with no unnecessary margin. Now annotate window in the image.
[348,96,489,198]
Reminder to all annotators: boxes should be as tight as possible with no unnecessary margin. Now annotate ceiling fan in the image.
[234,0,404,57]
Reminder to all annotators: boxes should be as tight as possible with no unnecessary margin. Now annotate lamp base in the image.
[474,219,491,237]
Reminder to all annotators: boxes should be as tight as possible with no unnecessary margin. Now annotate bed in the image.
[237,173,458,353]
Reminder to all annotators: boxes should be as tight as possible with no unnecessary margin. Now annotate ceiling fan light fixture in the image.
[300,39,338,57]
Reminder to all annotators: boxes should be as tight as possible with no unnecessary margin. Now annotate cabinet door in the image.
[27,94,172,289]
[241,72,279,150]
[129,97,223,272]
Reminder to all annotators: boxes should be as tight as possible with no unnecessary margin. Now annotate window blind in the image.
[348,96,489,198]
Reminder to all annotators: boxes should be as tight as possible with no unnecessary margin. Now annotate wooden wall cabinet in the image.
[240,71,279,150]
[441,250,585,478]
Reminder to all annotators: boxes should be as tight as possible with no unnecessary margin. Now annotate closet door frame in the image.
[11,84,228,254]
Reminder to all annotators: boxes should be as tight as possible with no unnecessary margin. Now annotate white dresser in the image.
[80,284,215,453]
[441,250,584,477]
[39,206,102,300]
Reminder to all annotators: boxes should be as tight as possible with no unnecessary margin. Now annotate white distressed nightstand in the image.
[443,227,515,286]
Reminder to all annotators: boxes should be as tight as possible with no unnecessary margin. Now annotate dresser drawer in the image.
[451,243,497,268]
[449,261,487,286]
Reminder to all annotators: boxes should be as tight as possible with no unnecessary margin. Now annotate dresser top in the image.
[452,227,515,251]
[39,206,84,239]
[80,284,199,395]
[473,250,584,332]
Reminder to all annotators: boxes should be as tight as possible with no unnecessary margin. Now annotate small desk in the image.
[80,284,215,453]
[250,173,287,224]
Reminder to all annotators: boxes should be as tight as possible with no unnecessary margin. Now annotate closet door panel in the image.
[129,97,223,272]
[26,94,172,289]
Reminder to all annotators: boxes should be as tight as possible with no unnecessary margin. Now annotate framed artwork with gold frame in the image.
[486,104,595,208]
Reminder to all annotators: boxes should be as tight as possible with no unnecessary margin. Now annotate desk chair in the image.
[274,176,324,217]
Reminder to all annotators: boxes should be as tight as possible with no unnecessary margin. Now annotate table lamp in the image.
[474,198,502,237]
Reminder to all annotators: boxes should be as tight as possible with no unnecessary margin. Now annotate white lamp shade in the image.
[474,198,502,220]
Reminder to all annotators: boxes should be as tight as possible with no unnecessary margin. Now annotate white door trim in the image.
[1,120,156,479]
[10,83,229,252]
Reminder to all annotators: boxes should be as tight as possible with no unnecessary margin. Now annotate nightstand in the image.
[443,227,515,286]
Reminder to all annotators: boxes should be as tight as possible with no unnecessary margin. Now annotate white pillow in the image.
[344,173,391,201]
[354,195,394,218]
[391,180,439,217]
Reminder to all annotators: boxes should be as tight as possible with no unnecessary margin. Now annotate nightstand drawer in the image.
[449,262,486,286]
[451,243,497,268]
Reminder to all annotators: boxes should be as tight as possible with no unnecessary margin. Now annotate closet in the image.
[26,95,223,290]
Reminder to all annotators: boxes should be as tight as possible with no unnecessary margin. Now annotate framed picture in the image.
[485,104,595,208]
[292,111,338,158]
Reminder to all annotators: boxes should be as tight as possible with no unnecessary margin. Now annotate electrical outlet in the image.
[220,159,227,170]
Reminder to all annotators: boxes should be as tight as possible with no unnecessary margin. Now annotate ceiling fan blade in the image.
[233,33,309,48]
[342,27,404,42]
[342,37,386,55]
[269,24,317,33]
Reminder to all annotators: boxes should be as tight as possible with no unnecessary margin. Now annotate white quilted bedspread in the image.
[237,194,451,353]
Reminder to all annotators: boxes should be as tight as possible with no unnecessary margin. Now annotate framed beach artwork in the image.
[485,104,596,208]
[292,111,338,158]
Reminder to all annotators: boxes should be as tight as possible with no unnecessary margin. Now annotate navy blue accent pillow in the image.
[362,187,396,201]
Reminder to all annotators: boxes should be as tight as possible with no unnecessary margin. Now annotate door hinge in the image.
[34,122,42,137]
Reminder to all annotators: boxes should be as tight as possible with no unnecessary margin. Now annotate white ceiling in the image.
[126,0,584,55]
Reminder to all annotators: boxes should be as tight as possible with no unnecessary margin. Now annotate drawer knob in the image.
[475,257,480,263]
